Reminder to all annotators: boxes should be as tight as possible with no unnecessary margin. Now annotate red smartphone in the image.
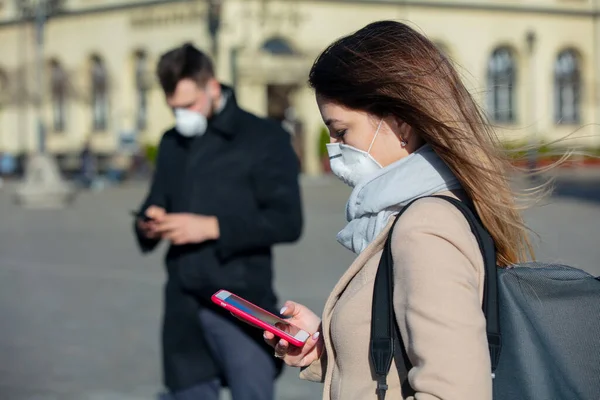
[211,290,310,347]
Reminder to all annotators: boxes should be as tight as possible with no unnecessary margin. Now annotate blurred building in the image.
[0,0,599,175]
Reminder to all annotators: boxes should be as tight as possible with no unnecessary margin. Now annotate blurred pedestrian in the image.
[79,139,96,188]
[0,151,4,188]
[0,151,17,187]
[133,43,303,400]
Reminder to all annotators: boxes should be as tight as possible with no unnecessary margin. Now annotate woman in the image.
[264,20,533,400]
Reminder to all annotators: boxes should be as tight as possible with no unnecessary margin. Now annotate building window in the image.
[554,49,581,124]
[0,68,8,106]
[487,47,516,123]
[135,51,148,131]
[262,37,296,55]
[91,55,108,131]
[50,60,67,132]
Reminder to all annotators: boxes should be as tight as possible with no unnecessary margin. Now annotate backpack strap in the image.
[369,195,501,400]
[369,198,418,400]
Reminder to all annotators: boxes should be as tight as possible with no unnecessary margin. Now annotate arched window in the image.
[91,55,108,131]
[487,47,516,123]
[50,60,67,132]
[0,68,8,107]
[261,37,296,55]
[134,51,148,131]
[554,49,581,124]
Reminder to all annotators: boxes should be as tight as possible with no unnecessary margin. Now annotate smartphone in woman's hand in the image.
[211,290,311,347]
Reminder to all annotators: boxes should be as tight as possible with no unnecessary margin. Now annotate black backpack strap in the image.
[370,197,422,399]
[369,196,501,399]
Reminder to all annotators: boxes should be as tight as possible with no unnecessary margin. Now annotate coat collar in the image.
[319,217,395,395]
[322,218,395,324]
[208,84,239,138]
[321,190,467,325]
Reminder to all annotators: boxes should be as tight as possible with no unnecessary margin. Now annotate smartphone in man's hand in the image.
[130,210,154,222]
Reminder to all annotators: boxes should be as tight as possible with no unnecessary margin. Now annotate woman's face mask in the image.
[326,120,383,187]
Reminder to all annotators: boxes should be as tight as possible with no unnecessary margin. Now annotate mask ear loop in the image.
[367,119,384,154]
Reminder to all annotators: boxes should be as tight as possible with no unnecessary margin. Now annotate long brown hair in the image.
[309,20,533,266]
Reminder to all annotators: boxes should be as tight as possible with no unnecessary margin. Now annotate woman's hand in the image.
[264,301,323,368]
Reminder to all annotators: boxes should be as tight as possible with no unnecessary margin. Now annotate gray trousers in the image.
[160,308,277,400]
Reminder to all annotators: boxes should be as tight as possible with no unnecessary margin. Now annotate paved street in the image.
[0,172,599,400]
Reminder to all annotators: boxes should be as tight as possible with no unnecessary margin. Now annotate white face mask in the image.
[174,86,215,137]
[174,108,207,137]
[326,120,383,187]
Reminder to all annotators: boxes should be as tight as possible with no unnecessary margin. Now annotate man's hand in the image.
[153,213,220,245]
[137,205,166,239]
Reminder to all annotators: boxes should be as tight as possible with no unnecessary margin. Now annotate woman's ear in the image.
[391,116,413,142]
[391,117,423,152]
[399,121,413,142]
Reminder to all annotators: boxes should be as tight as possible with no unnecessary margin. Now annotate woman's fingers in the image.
[263,332,280,350]
[275,339,289,351]
[273,339,289,358]
[264,331,275,340]
[263,331,322,367]
[279,301,298,317]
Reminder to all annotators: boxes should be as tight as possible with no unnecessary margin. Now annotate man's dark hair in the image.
[156,43,215,95]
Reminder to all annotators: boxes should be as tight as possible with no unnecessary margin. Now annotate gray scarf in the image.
[337,145,462,254]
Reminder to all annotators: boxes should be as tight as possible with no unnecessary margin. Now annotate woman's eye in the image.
[335,129,347,138]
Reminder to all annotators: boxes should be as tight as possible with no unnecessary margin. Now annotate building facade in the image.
[0,0,599,175]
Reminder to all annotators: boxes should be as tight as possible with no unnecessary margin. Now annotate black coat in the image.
[134,87,303,392]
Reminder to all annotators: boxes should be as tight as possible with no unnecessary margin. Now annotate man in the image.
[133,43,303,400]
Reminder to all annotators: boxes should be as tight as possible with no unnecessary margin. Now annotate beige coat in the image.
[300,193,492,400]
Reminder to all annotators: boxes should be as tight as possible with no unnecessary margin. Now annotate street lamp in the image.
[525,30,538,173]
[14,0,73,208]
[207,0,222,57]
[17,0,63,153]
